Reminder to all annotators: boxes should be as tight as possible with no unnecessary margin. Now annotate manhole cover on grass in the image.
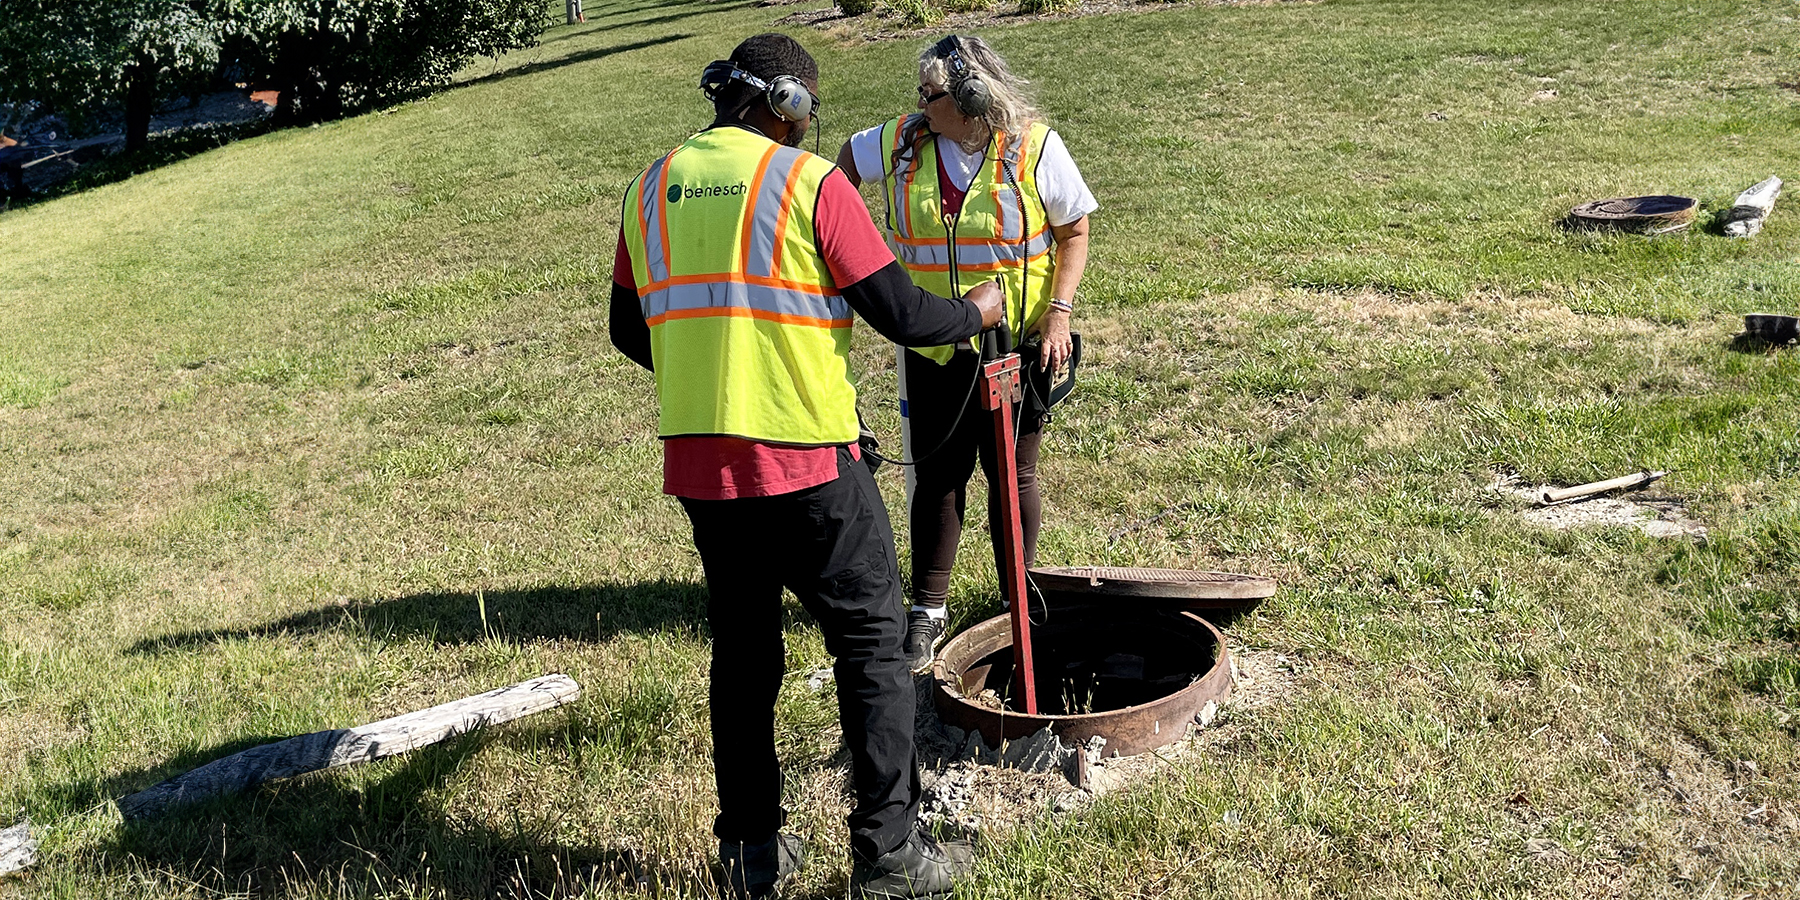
[1567,195,1697,233]
[1030,566,1277,600]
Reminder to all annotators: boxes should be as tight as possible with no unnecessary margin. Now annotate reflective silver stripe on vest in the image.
[642,280,851,324]
[888,164,913,240]
[745,146,808,279]
[994,182,1024,243]
[994,138,1030,243]
[639,154,673,284]
[884,119,908,239]
[894,230,1053,269]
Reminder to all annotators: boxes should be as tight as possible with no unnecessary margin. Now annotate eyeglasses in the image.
[916,85,950,104]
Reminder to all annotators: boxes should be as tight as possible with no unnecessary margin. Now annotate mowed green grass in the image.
[2,0,1798,896]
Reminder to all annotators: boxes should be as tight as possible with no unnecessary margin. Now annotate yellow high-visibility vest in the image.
[878,115,1055,364]
[621,127,858,445]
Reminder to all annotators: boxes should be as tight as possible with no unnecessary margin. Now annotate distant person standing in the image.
[608,33,1001,900]
[836,35,1096,672]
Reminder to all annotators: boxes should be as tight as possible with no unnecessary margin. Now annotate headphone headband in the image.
[700,59,819,124]
[935,36,971,81]
[931,36,992,119]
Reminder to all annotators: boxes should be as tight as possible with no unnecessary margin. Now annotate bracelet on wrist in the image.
[1048,298,1074,314]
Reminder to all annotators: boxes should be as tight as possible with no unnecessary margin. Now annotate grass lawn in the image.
[2,0,1798,896]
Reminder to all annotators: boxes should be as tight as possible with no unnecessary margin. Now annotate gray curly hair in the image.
[889,35,1043,178]
[918,35,1043,136]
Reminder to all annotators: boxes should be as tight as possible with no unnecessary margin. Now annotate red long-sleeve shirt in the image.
[610,157,979,499]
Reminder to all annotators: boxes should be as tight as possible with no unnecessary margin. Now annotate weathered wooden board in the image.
[119,673,581,820]
[1540,470,1667,505]
[1724,176,1781,238]
[0,820,36,878]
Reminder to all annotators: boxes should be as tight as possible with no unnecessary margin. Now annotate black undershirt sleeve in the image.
[609,281,654,371]
[841,260,982,347]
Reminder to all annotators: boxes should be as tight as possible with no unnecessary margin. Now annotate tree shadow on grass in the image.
[81,727,721,898]
[539,0,758,46]
[127,580,712,655]
[453,33,696,91]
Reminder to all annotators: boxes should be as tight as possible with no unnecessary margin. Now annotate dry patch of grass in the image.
[798,0,1319,42]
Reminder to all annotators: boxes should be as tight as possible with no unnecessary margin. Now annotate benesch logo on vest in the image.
[665,182,749,204]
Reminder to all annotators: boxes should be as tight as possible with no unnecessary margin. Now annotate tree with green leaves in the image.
[0,0,220,151]
[0,0,547,152]
[218,0,550,124]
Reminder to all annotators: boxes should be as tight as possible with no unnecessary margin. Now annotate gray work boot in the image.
[850,829,974,899]
[904,609,948,674]
[719,832,804,899]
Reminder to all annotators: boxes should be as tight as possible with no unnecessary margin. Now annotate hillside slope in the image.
[1,1,1797,897]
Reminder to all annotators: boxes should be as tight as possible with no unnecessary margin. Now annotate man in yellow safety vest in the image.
[608,33,1002,900]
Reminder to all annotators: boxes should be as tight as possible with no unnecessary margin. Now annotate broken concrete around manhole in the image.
[909,647,1291,833]
[1488,474,1706,539]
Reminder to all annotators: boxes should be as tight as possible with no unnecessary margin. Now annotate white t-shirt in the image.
[846,123,1098,228]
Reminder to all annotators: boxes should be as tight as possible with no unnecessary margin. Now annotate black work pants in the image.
[904,349,1044,609]
[679,446,919,863]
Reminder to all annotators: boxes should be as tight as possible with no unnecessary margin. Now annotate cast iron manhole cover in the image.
[1030,566,1277,599]
[1567,195,1697,233]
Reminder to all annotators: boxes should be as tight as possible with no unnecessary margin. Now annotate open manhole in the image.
[931,607,1233,758]
[1030,566,1276,618]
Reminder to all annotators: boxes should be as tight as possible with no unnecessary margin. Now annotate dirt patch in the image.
[1654,740,1800,886]
[1489,474,1707,539]
[1312,288,1588,331]
[0,709,83,786]
[783,0,1318,43]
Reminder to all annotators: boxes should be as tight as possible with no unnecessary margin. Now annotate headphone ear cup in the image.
[766,75,815,123]
[953,76,991,118]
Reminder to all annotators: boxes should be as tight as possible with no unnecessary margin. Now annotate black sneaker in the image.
[719,832,804,899]
[850,829,975,899]
[904,610,948,673]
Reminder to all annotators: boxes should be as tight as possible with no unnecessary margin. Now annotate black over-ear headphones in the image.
[700,60,819,123]
[932,35,992,119]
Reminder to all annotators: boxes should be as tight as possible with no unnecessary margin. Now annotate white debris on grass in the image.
[1723,175,1781,239]
[1489,474,1706,539]
[0,820,37,878]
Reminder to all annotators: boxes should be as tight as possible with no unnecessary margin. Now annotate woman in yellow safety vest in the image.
[837,34,1096,673]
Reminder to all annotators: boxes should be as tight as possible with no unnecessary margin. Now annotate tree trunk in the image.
[269,33,304,126]
[124,62,156,152]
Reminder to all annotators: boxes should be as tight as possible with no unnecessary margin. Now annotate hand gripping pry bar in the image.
[978,319,1039,715]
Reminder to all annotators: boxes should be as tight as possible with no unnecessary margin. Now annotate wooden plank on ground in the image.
[118,673,581,820]
[0,820,36,878]
[1724,176,1782,238]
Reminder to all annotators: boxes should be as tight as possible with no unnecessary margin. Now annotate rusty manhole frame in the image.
[931,610,1233,759]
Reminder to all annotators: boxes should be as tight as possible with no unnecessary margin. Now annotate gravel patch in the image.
[1490,474,1707,539]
